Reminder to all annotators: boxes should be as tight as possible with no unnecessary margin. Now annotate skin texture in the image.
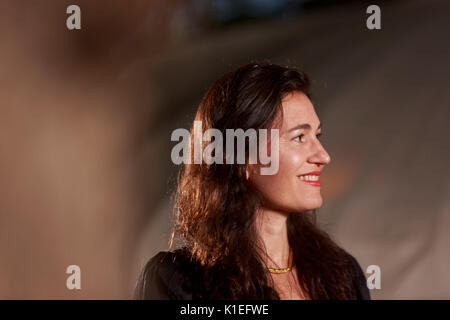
[247,91,331,299]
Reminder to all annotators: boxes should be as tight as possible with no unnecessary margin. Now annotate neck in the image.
[254,207,290,269]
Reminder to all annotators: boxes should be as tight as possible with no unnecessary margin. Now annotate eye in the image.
[316,133,322,140]
[294,134,305,143]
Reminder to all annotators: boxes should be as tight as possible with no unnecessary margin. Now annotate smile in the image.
[298,171,321,187]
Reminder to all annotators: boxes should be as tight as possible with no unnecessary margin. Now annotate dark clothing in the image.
[135,247,371,300]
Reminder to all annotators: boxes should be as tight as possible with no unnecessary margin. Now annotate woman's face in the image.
[247,91,331,213]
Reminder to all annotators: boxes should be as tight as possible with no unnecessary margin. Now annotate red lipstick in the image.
[298,171,322,187]
[299,171,322,176]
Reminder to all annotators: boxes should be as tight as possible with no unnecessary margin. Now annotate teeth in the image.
[300,175,319,181]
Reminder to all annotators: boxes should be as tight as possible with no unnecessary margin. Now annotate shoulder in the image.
[134,248,204,300]
[342,250,371,300]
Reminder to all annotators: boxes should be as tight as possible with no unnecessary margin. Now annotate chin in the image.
[300,198,323,211]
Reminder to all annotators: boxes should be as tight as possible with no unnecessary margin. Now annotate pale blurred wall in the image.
[0,0,175,299]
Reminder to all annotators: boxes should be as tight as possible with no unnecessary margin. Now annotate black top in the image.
[135,247,371,300]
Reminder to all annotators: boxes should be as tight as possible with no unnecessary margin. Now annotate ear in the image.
[246,165,256,181]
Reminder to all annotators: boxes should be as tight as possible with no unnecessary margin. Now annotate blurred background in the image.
[0,0,449,299]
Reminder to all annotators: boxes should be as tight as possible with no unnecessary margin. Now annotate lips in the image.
[298,171,322,187]
[299,171,322,177]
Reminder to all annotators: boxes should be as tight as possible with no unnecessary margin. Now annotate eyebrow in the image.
[288,122,321,132]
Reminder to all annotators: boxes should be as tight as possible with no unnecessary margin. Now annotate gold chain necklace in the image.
[267,248,293,274]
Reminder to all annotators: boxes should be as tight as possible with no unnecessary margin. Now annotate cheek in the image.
[278,147,304,174]
[250,148,305,200]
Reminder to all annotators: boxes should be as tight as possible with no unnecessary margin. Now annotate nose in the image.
[307,140,331,166]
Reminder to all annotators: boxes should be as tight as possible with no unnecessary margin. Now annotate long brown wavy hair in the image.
[169,62,355,299]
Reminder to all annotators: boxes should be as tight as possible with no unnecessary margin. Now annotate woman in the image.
[135,62,370,300]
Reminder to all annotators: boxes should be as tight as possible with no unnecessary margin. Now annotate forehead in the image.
[276,91,319,132]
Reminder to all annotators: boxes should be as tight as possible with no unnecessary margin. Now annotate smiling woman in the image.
[135,62,370,300]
